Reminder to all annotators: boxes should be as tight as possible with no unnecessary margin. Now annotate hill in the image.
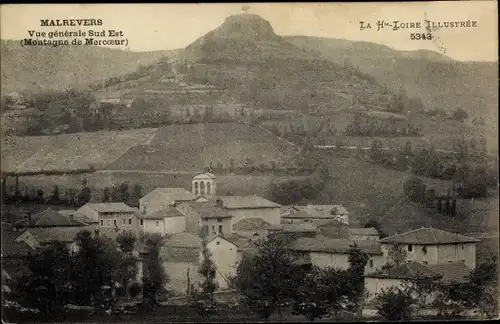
[0,39,176,93]
[285,36,498,122]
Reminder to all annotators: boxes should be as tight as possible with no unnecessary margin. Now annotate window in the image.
[219,225,223,234]
[194,182,199,195]
[369,259,374,268]
[216,241,220,245]
[140,220,144,225]
[212,225,215,232]
[113,219,117,226]
[461,245,464,250]
[207,182,211,195]
[423,261,428,265]
[408,244,413,252]
[128,218,132,225]
[156,221,160,227]
[200,182,205,195]
[100,220,104,226]
[123,219,126,225]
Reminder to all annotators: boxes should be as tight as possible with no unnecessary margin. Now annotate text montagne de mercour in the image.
[21,19,128,47]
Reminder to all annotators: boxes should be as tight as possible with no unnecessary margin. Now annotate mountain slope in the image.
[285,35,498,121]
[0,40,176,93]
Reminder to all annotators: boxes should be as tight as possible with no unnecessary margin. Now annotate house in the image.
[268,223,319,239]
[290,235,385,273]
[349,227,380,241]
[205,234,248,290]
[192,173,217,197]
[74,203,140,239]
[140,188,195,215]
[176,201,233,238]
[138,207,186,235]
[161,232,203,295]
[364,261,441,303]
[232,218,273,239]
[211,195,282,225]
[281,205,350,225]
[13,208,89,231]
[379,227,480,269]
[364,261,474,304]
[14,227,84,254]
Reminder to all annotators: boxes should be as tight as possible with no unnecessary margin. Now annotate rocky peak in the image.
[212,13,279,41]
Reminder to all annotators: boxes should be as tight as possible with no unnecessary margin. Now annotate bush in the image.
[128,282,142,298]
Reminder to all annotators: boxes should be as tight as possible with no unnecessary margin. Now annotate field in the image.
[1,128,157,173]
[105,123,298,172]
[261,111,497,154]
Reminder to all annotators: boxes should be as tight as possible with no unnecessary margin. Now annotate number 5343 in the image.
[410,33,433,40]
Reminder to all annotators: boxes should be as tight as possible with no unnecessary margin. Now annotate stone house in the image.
[281,204,349,225]
[74,203,140,239]
[13,208,91,232]
[138,207,186,235]
[379,227,480,269]
[176,201,233,239]
[211,195,282,225]
[290,235,385,274]
[139,188,195,215]
[161,232,203,296]
[15,227,84,254]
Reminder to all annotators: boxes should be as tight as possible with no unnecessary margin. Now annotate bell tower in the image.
[192,173,216,197]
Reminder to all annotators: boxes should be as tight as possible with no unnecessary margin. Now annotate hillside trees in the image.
[141,234,168,308]
[403,176,427,203]
[374,286,414,321]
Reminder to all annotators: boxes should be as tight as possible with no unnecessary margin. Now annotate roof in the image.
[23,227,86,244]
[193,172,216,179]
[269,223,318,233]
[349,227,379,236]
[318,220,350,239]
[366,261,441,280]
[215,195,281,209]
[1,229,32,258]
[139,207,185,220]
[282,205,349,219]
[57,209,76,217]
[308,205,349,215]
[141,188,195,204]
[183,202,231,219]
[14,208,87,227]
[291,236,382,255]
[165,232,202,249]
[233,218,274,231]
[85,203,138,213]
[425,263,472,285]
[379,227,481,245]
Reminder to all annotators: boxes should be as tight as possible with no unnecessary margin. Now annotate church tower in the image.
[192,173,216,197]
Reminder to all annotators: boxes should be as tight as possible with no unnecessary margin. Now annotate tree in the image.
[21,241,74,315]
[118,182,130,203]
[142,234,168,308]
[234,233,306,320]
[292,266,348,321]
[345,243,369,314]
[77,178,91,206]
[102,187,111,202]
[375,286,414,321]
[370,140,384,164]
[130,183,143,207]
[48,185,61,205]
[190,240,219,316]
[71,230,130,306]
[403,176,427,203]
[363,219,387,238]
[36,189,45,204]
[116,231,137,253]
[386,244,408,267]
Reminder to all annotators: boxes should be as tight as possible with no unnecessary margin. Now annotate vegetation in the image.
[141,233,168,309]
[374,286,414,321]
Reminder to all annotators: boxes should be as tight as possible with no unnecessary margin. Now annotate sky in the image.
[1,1,498,61]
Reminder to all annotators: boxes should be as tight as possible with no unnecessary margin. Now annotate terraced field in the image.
[105,123,298,172]
[1,128,157,173]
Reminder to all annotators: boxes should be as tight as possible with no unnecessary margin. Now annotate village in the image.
[2,171,493,321]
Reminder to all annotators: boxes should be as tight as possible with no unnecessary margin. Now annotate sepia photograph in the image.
[0,1,498,322]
